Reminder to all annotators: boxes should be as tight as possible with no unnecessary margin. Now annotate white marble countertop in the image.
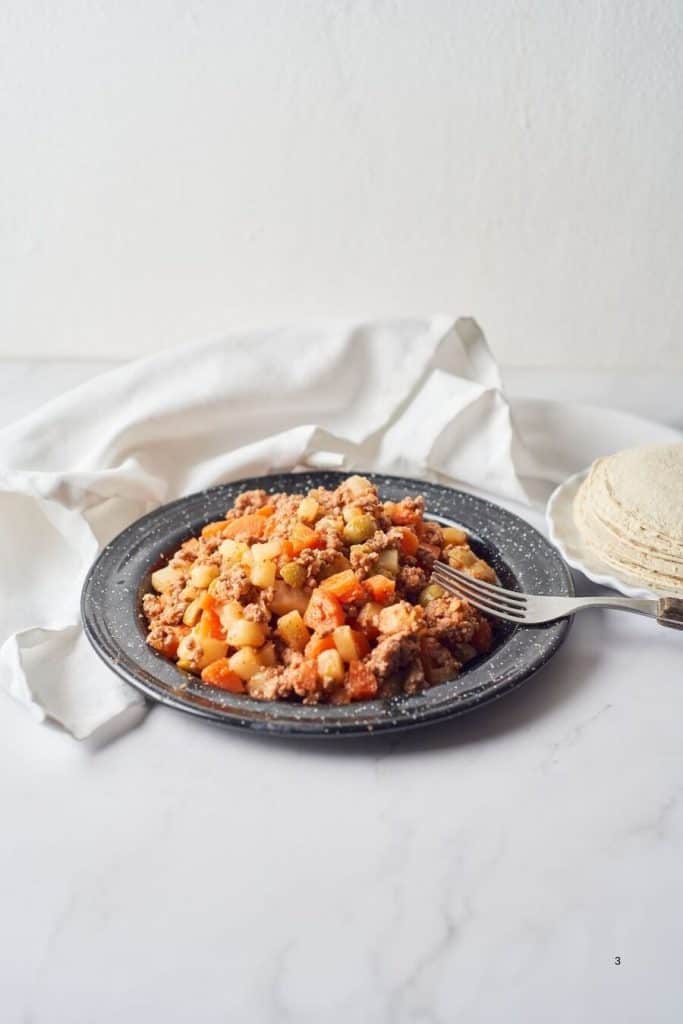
[2,360,683,1023]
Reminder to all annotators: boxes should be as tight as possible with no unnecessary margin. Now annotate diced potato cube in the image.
[178,632,228,670]
[448,546,476,569]
[333,625,362,663]
[190,563,220,589]
[342,504,363,523]
[343,475,371,497]
[378,601,422,635]
[246,669,279,700]
[240,547,254,569]
[318,553,352,579]
[418,584,445,607]
[468,559,497,584]
[201,659,245,692]
[298,497,320,524]
[229,646,264,681]
[270,581,309,616]
[227,618,266,648]
[250,559,277,588]
[316,515,344,536]
[442,526,467,546]
[317,649,345,685]
[219,539,248,565]
[176,633,195,662]
[251,540,282,563]
[218,600,244,632]
[276,610,310,652]
[280,561,307,588]
[151,566,182,593]
[342,514,377,545]
[356,601,382,638]
[376,548,399,577]
[182,596,204,626]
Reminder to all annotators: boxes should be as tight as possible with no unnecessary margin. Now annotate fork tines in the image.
[431,560,527,622]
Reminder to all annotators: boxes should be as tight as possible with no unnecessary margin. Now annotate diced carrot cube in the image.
[201,519,230,538]
[397,528,419,556]
[304,634,336,660]
[201,659,245,692]
[320,569,366,604]
[197,605,225,640]
[384,500,421,526]
[364,575,396,604]
[278,539,294,562]
[289,523,324,555]
[221,514,268,541]
[303,589,346,634]
[256,505,275,517]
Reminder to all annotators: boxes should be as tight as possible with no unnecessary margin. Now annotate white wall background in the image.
[2,0,683,369]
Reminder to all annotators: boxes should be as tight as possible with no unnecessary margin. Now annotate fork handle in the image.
[658,597,683,630]
[569,595,683,629]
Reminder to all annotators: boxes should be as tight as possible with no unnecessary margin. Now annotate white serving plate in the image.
[546,470,661,599]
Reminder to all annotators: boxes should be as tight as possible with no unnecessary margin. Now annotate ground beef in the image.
[349,545,379,578]
[418,521,443,550]
[276,640,303,667]
[142,593,163,620]
[315,519,345,551]
[142,586,187,626]
[452,642,478,664]
[367,633,425,695]
[420,635,461,684]
[333,477,380,508]
[195,540,223,565]
[169,537,200,569]
[295,547,344,587]
[415,546,438,572]
[264,494,303,539]
[307,487,343,517]
[246,668,281,701]
[146,624,187,658]
[247,657,321,703]
[243,601,270,624]
[175,632,205,672]
[226,489,270,518]
[396,563,429,600]
[391,495,425,522]
[349,530,391,578]
[210,566,257,605]
[365,530,390,554]
[423,596,477,648]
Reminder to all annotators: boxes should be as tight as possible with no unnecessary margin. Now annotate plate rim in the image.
[82,470,575,737]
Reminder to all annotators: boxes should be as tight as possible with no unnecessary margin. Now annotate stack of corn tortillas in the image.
[574,443,683,595]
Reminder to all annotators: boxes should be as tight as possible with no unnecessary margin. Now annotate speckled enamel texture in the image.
[81,471,574,736]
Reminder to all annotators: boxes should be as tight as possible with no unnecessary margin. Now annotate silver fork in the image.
[431,560,683,629]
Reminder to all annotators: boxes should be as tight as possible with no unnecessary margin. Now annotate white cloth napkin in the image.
[1,317,680,739]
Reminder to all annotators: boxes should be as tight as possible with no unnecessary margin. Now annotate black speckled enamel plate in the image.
[81,472,574,736]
